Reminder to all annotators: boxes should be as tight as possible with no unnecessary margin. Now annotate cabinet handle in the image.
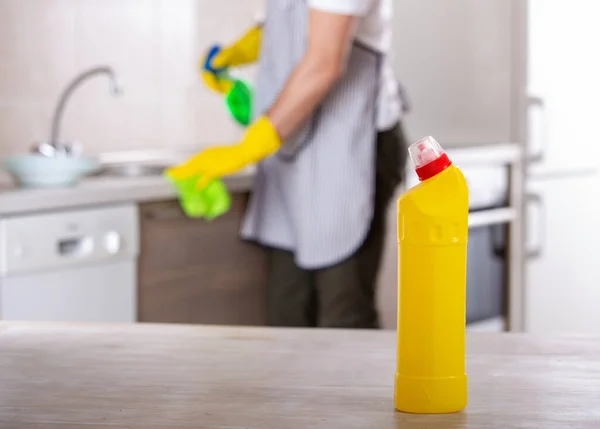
[491,223,507,259]
[468,207,516,228]
[526,193,545,259]
[527,96,548,163]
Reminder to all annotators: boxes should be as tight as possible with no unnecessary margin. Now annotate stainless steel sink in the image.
[96,163,170,178]
[94,149,189,178]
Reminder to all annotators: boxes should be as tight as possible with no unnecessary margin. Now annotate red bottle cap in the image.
[409,136,452,181]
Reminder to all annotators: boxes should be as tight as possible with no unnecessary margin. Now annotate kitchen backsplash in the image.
[0,0,264,159]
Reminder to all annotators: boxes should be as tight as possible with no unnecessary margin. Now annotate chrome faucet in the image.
[41,66,123,156]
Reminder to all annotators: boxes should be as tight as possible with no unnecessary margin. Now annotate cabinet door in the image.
[138,194,268,326]
[525,173,600,333]
[527,0,600,174]
[376,193,401,330]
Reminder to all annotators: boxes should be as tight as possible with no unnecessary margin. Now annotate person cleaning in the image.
[168,0,410,329]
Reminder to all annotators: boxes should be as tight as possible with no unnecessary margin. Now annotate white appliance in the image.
[0,204,138,322]
[405,162,510,332]
[524,0,600,333]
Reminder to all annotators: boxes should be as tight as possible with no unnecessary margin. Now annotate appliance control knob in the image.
[104,231,122,255]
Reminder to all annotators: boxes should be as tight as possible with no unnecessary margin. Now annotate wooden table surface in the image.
[0,323,599,429]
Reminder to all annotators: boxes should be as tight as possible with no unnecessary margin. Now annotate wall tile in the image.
[158,98,196,149]
[61,97,161,154]
[0,103,53,154]
[0,0,76,102]
[193,88,244,146]
[195,0,265,46]
[0,0,265,159]
[73,0,160,102]
[157,0,199,101]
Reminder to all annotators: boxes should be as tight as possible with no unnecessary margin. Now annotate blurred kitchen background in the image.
[1,0,599,334]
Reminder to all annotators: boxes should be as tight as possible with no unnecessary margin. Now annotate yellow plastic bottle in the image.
[394,136,469,414]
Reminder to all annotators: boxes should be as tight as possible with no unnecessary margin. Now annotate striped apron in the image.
[240,0,381,269]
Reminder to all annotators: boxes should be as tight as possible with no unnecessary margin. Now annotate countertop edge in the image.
[0,172,255,217]
[0,143,521,216]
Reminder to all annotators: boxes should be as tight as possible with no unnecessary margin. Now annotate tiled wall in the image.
[0,0,263,158]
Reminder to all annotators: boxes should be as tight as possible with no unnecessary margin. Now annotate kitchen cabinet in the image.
[524,0,600,333]
[525,173,600,334]
[527,0,600,175]
[138,194,268,326]
[392,0,514,146]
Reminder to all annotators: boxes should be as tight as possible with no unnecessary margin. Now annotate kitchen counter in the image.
[0,169,255,216]
[0,143,521,216]
[1,322,598,428]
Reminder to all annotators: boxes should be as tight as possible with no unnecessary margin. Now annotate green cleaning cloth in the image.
[165,173,231,220]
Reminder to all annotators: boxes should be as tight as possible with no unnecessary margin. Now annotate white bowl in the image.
[1,154,99,188]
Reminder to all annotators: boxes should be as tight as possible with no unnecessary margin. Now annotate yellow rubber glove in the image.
[213,25,262,68]
[201,71,234,94]
[200,25,262,94]
[167,116,281,190]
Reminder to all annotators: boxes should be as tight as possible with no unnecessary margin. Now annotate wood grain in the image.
[138,195,268,325]
[0,323,599,428]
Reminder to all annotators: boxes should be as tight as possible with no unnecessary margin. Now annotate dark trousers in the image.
[266,122,408,329]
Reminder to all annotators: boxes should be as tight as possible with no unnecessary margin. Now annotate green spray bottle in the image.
[203,45,253,126]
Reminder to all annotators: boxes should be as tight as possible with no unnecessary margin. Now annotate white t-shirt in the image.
[308,0,402,131]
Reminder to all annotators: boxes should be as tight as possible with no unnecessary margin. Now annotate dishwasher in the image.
[0,204,138,322]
